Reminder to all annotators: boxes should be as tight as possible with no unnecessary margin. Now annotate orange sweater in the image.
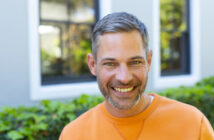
[59,93,214,140]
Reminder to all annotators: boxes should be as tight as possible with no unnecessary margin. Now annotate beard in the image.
[97,76,148,110]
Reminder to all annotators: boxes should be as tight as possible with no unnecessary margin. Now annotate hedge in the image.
[0,76,214,140]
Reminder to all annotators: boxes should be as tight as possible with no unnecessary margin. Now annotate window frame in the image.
[28,0,112,100]
[152,0,200,89]
[160,0,191,76]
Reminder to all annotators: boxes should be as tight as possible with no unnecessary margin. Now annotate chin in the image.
[107,93,141,110]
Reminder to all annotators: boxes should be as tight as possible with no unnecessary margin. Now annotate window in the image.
[160,0,190,76]
[29,0,111,100]
[153,0,200,89]
[39,0,99,85]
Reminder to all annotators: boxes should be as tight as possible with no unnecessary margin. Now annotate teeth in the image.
[114,87,134,92]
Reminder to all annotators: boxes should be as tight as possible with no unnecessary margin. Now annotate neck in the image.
[105,94,151,118]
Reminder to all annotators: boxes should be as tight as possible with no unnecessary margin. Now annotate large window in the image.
[160,0,190,76]
[39,0,99,85]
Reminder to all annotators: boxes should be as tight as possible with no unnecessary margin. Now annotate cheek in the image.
[133,68,148,80]
[97,68,114,84]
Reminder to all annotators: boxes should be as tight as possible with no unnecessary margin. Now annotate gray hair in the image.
[91,12,149,60]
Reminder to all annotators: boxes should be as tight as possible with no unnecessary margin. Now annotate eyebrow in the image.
[100,57,116,62]
[129,56,145,60]
[100,56,145,62]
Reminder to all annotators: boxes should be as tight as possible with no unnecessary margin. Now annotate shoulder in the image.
[160,95,202,115]
[150,93,204,123]
[60,103,103,139]
[150,94,214,138]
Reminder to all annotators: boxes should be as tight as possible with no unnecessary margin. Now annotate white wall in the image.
[0,0,34,107]
[201,0,214,78]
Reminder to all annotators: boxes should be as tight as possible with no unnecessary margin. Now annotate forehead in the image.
[97,31,146,61]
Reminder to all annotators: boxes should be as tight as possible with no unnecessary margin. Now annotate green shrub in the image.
[0,76,213,139]
[196,76,214,87]
[0,95,104,140]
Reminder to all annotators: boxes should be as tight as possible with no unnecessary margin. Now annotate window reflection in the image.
[39,0,97,85]
[160,0,190,76]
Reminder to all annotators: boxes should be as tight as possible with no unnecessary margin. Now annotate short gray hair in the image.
[91,12,149,60]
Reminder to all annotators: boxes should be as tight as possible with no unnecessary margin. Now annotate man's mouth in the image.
[113,87,134,93]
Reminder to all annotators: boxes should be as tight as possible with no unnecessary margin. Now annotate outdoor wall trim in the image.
[28,0,112,100]
[153,0,201,89]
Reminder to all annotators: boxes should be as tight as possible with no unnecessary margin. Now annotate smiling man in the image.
[92,30,152,118]
[59,12,214,140]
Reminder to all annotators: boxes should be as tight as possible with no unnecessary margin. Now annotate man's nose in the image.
[115,64,133,84]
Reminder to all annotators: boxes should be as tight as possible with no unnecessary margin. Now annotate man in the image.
[59,12,214,140]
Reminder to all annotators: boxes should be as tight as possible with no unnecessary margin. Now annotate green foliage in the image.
[41,47,63,76]
[0,76,213,139]
[69,39,92,75]
[196,76,214,87]
[0,95,104,140]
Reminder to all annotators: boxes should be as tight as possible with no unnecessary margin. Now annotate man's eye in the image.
[130,61,143,65]
[104,62,115,66]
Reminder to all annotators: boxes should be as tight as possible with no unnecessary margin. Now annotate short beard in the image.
[97,76,148,110]
[107,92,141,110]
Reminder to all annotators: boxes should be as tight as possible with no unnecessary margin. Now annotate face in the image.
[87,31,152,110]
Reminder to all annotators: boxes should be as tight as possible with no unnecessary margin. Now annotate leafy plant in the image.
[0,95,104,140]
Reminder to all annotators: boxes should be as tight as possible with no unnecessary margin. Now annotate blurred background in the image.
[0,0,214,107]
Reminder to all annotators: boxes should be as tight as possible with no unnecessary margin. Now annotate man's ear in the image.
[147,50,153,72]
[87,53,96,76]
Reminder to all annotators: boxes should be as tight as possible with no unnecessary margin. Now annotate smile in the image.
[113,87,134,93]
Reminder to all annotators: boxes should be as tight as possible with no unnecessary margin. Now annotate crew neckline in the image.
[99,93,161,124]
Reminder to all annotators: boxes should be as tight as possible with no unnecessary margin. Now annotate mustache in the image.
[109,80,141,87]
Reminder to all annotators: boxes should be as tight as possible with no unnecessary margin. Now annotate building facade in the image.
[0,0,214,107]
